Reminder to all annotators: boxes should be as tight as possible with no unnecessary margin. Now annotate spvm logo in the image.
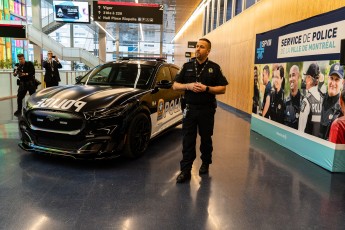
[256,39,272,60]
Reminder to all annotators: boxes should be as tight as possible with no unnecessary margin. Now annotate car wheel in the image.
[123,113,151,158]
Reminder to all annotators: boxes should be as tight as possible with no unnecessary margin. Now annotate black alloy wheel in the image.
[123,113,151,158]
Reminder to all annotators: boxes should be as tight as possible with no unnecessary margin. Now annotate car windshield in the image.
[79,63,155,89]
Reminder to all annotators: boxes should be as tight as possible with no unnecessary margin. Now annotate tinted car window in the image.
[80,64,154,89]
[155,66,172,83]
[170,66,179,81]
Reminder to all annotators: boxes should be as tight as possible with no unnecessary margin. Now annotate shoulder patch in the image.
[300,101,307,113]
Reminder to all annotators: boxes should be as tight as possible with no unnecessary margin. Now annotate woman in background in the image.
[329,89,345,144]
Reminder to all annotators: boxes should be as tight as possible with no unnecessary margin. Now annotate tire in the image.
[123,113,151,158]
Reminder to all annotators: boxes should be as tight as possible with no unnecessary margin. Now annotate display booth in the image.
[251,7,345,172]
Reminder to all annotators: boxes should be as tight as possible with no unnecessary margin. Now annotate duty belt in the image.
[186,104,214,109]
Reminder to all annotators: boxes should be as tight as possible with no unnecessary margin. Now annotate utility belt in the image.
[186,102,216,110]
[17,79,34,86]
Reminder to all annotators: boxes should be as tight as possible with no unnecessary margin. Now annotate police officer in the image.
[252,66,260,114]
[172,38,228,183]
[13,53,36,117]
[261,65,271,118]
[319,63,344,140]
[269,65,285,124]
[298,63,323,136]
[285,65,302,129]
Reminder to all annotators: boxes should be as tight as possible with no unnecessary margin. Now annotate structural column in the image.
[31,0,42,68]
[98,22,107,62]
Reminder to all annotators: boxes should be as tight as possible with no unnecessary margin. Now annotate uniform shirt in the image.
[298,86,323,136]
[284,90,301,129]
[319,93,341,140]
[174,58,228,105]
[252,83,260,113]
[329,116,345,144]
[269,88,285,124]
[262,81,271,118]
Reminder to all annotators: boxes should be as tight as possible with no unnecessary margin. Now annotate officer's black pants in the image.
[180,105,216,172]
[45,81,59,88]
[17,82,36,111]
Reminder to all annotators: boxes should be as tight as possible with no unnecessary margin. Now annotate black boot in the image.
[176,171,191,183]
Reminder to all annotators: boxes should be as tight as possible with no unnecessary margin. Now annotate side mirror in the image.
[75,75,82,83]
[156,79,173,89]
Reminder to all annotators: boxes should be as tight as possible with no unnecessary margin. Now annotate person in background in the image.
[284,65,302,129]
[252,66,260,114]
[13,53,36,117]
[172,38,228,183]
[261,65,271,118]
[298,63,323,136]
[42,50,62,87]
[319,63,344,140]
[329,88,345,144]
[268,65,285,124]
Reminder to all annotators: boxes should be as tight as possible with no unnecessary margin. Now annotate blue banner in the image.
[255,6,345,64]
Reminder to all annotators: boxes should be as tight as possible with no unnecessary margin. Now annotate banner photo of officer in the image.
[254,60,344,142]
[253,7,345,144]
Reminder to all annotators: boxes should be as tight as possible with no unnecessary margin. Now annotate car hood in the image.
[27,85,147,113]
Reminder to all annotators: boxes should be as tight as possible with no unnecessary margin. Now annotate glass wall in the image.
[226,0,233,21]
[212,0,218,30]
[235,0,243,16]
[204,0,260,35]
[219,0,225,26]
[246,0,256,9]
[2,1,177,69]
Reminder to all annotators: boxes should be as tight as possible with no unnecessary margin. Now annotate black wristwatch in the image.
[206,86,209,92]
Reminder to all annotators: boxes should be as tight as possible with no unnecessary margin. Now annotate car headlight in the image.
[24,100,35,111]
[83,104,130,120]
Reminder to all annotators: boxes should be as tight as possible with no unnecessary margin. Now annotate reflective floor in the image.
[1,98,345,229]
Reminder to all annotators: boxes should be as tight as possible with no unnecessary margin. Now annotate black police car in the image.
[18,59,183,159]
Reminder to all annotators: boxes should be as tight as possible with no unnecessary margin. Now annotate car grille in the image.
[27,110,84,133]
[35,132,82,150]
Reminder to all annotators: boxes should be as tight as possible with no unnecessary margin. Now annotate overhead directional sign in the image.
[0,24,26,38]
[93,1,163,25]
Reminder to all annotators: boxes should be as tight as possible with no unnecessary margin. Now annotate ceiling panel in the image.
[175,0,202,33]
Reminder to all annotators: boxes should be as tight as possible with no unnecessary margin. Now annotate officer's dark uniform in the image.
[319,94,342,140]
[284,90,302,129]
[301,89,323,135]
[14,61,36,113]
[262,81,271,118]
[252,83,260,114]
[174,58,228,172]
[268,88,285,124]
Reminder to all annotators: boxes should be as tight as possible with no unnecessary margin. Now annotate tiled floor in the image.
[0,99,345,229]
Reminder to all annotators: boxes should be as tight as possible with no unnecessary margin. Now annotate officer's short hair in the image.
[290,65,299,74]
[17,53,24,58]
[277,65,285,89]
[199,38,211,50]
[263,65,270,76]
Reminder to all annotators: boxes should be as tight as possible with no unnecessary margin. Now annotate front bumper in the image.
[19,118,125,160]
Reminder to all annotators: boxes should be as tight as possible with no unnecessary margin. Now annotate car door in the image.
[150,64,183,136]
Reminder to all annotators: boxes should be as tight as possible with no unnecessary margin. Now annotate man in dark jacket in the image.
[13,53,36,117]
[42,50,62,87]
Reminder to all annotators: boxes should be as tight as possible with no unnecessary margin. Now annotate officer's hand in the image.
[194,82,205,93]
